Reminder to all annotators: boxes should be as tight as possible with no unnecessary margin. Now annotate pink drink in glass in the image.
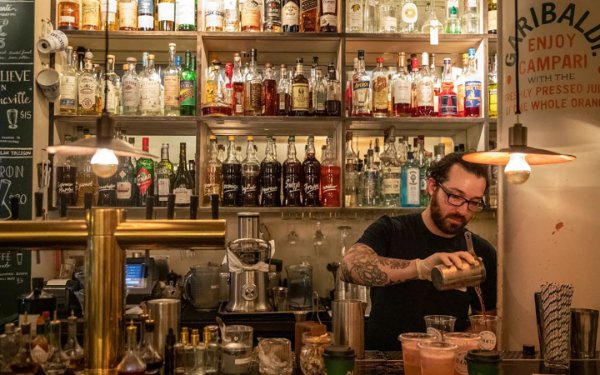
[418,341,458,375]
[444,332,481,375]
[399,333,437,375]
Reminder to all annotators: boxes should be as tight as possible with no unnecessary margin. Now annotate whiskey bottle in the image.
[204,0,224,31]
[439,57,458,117]
[158,0,176,31]
[325,62,341,116]
[372,57,389,117]
[262,63,278,116]
[116,323,146,375]
[302,135,320,207]
[346,0,363,32]
[319,0,337,32]
[81,0,100,30]
[100,0,119,31]
[122,57,140,115]
[138,0,155,30]
[241,136,260,206]
[464,48,482,117]
[277,64,291,115]
[140,54,161,116]
[300,0,318,32]
[78,51,99,115]
[232,53,245,115]
[177,0,197,30]
[204,135,222,205]
[173,143,193,206]
[264,0,283,31]
[290,58,309,116]
[320,136,341,207]
[156,143,174,207]
[391,52,411,117]
[136,137,155,206]
[244,49,262,116]
[415,52,434,116]
[241,0,262,31]
[222,136,241,207]
[180,50,197,116]
[58,0,80,30]
[59,47,78,115]
[283,136,303,206]
[164,43,181,116]
[351,50,372,117]
[282,0,300,32]
[224,0,240,31]
[119,0,138,30]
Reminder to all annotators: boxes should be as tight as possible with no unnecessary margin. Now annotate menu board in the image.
[0,0,34,325]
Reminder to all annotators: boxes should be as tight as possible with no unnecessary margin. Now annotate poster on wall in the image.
[503,0,600,116]
[0,0,35,325]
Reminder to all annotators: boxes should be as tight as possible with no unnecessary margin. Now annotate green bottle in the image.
[136,137,155,206]
[180,50,197,116]
[156,143,174,206]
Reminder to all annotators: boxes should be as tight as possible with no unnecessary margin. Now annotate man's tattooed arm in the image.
[340,243,415,286]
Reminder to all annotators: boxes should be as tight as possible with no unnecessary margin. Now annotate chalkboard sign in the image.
[0,0,35,325]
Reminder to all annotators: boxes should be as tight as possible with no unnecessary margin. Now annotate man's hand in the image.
[415,251,476,281]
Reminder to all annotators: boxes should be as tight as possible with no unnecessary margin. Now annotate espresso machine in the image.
[225,212,273,312]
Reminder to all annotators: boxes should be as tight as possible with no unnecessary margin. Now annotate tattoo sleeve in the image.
[340,243,413,287]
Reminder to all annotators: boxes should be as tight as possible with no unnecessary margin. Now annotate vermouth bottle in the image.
[282,0,300,32]
[351,50,371,117]
[173,143,193,206]
[155,143,174,206]
[241,136,260,206]
[300,0,318,32]
[283,136,303,206]
[244,49,262,116]
[302,136,320,207]
[204,135,222,206]
[122,57,140,115]
[260,137,281,207]
[290,58,309,116]
[222,136,241,207]
[264,0,282,31]
[320,136,340,207]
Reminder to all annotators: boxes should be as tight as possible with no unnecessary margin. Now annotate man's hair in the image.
[427,152,490,190]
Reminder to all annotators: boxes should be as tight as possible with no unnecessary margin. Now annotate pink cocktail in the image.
[398,333,437,375]
[418,341,458,375]
[444,332,481,375]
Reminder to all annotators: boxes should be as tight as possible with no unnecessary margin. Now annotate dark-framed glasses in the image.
[436,181,486,213]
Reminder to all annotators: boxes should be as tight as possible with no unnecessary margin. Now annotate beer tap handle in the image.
[34,192,44,219]
[84,192,93,210]
[167,194,175,220]
[10,196,19,220]
[59,193,68,218]
[145,195,155,220]
[210,194,219,219]
[189,195,198,220]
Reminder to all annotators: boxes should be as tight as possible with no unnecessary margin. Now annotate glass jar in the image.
[300,332,332,375]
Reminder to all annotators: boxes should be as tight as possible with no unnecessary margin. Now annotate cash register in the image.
[125,255,168,307]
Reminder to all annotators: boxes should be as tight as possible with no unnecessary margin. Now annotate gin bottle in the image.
[461,0,479,34]
[122,57,140,115]
[415,52,434,116]
[59,47,78,115]
[164,43,180,116]
[363,0,377,33]
[401,151,420,207]
[416,136,430,207]
[140,54,161,116]
[346,0,364,32]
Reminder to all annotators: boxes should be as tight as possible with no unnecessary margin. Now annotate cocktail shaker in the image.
[431,232,486,291]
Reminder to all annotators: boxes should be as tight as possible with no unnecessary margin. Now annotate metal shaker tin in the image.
[431,257,486,291]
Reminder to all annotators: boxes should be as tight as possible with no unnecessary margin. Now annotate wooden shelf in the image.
[347,117,486,138]
[202,116,341,136]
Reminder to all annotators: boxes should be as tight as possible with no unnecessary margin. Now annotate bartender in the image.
[341,153,497,351]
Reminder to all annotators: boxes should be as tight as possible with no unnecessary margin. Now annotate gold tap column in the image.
[85,209,125,375]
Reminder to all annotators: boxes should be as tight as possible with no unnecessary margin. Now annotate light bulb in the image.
[91,148,118,178]
[504,153,531,184]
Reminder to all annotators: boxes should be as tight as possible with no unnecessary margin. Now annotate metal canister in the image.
[431,257,486,291]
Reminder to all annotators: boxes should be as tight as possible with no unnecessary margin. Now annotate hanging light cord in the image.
[514,0,521,120]
[103,6,109,115]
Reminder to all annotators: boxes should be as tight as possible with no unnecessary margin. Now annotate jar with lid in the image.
[300,332,332,375]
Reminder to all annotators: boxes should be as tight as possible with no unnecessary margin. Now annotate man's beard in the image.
[430,190,468,235]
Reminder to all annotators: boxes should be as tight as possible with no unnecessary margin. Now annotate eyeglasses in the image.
[435,182,486,213]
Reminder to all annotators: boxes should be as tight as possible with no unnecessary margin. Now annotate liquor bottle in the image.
[138,0,155,30]
[57,136,78,206]
[488,0,497,34]
[62,313,84,373]
[282,0,300,31]
[78,51,99,115]
[421,1,443,39]
[119,0,138,30]
[241,136,260,206]
[31,313,50,366]
[164,43,180,116]
[445,0,460,34]
[488,54,498,118]
[400,151,420,207]
[244,49,263,116]
[277,64,291,115]
[224,0,240,31]
[378,0,398,33]
[372,57,389,117]
[156,144,174,206]
[180,50,197,116]
[264,0,283,31]
[116,151,137,207]
[416,136,430,206]
[9,320,38,375]
[188,160,197,195]
[139,320,163,375]
[415,52,434,116]
[312,68,327,115]
[399,0,418,32]
[362,149,380,207]
[136,137,155,206]
[203,326,220,374]
[351,50,372,117]
[97,171,117,207]
[346,0,363,32]
[44,314,68,375]
[381,131,400,207]
[121,57,140,115]
[363,0,376,33]
[300,0,318,32]
[116,323,146,375]
[302,136,320,207]
[76,155,98,206]
[59,47,78,115]
[203,59,232,116]
[262,63,278,116]
[140,54,161,116]
[283,136,303,206]
[391,52,411,117]
[82,0,100,30]
[439,57,458,117]
[319,0,338,32]
[409,54,419,116]
[290,58,309,116]
[204,135,222,205]
[260,137,281,207]
[222,136,241,207]
[158,0,176,31]
[58,0,80,30]
[431,53,441,116]
[462,0,479,33]
[373,138,381,169]
[456,52,468,116]
[464,48,482,117]
[232,53,245,115]
[308,56,319,115]
[100,0,118,30]
[177,0,197,30]
[241,0,262,31]
[173,143,193,206]
[204,0,224,31]
[343,132,359,207]
[320,136,340,207]
[325,62,341,116]
[103,54,121,115]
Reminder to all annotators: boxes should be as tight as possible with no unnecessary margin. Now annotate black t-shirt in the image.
[357,214,497,351]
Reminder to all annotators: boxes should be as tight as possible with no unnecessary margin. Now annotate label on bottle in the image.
[164,75,180,107]
[122,76,140,108]
[465,81,482,109]
[31,344,50,364]
[301,0,317,11]
[242,1,261,29]
[140,80,160,111]
[137,167,153,195]
[285,180,301,193]
[304,183,319,196]
[352,80,370,106]
[105,81,117,113]
[138,15,154,29]
[234,90,244,113]
[157,178,171,200]
[60,75,77,109]
[60,16,76,24]
[58,181,75,194]
[347,0,363,31]
[382,166,400,195]
[158,2,175,22]
[205,1,224,29]
[321,0,336,13]
[174,187,192,204]
[265,0,282,23]
[177,0,196,26]
[417,83,434,107]
[319,14,337,28]
[467,0,477,7]
[373,76,388,110]
[250,82,262,111]
[138,0,154,14]
[291,83,309,110]
[381,16,397,31]
[119,2,138,29]
[116,181,132,200]
[488,10,497,32]
[489,87,497,117]
[282,1,299,26]
[78,75,97,110]
[82,0,100,27]
[392,80,411,104]
[278,92,286,110]
[180,79,196,107]
[101,0,117,22]
[406,167,420,205]
[440,93,458,116]
[401,2,418,24]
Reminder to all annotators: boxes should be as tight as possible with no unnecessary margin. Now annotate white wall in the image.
[500,0,600,351]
